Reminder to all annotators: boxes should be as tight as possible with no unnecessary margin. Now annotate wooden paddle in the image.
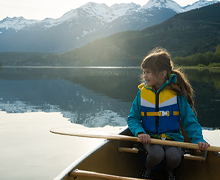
[50,127,220,152]
[70,169,147,180]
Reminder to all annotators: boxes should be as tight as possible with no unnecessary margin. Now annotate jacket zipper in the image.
[155,92,159,132]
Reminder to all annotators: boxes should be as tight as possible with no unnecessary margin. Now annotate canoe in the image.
[52,127,220,180]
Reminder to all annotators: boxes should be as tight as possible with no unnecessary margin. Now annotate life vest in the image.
[140,86,180,134]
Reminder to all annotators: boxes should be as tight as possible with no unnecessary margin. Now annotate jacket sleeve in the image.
[127,90,146,137]
[178,95,206,144]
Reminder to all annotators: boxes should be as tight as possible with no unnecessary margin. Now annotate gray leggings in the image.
[143,144,183,171]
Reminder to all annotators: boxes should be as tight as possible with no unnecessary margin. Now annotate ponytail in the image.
[167,69,197,116]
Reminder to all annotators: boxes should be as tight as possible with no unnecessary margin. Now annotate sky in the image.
[0,0,216,21]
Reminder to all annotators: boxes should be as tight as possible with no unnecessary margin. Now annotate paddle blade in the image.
[50,127,140,142]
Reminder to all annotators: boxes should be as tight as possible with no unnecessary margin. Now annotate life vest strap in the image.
[141,111,180,117]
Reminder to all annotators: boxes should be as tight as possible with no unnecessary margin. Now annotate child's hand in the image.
[197,142,210,153]
[138,133,151,144]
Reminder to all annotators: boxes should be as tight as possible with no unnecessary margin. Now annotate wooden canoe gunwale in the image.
[69,169,147,180]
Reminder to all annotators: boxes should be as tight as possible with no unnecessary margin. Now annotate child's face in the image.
[143,68,166,90]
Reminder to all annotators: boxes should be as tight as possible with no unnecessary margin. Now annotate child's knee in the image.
[148,146,165,162]
[165,147,182,165]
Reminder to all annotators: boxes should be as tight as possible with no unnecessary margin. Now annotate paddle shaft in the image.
[87,133,220,152]
[50,128,220,152]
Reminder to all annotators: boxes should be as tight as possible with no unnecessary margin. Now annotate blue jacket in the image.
[127,74,206,144]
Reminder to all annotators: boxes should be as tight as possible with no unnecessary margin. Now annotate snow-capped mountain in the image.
[1,0,218,33]
[111,3,141,16]
[0,16,38,31]
[142,0,183,13]
[0,0,219,53]
[184,0,219,11]
[24,2,140,30]
[79,2,138,23]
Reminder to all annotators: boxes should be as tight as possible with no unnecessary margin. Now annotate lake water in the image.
[0,66,220,180]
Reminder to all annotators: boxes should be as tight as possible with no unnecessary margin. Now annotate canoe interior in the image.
[59,129,220,180]
[176,151,220,180]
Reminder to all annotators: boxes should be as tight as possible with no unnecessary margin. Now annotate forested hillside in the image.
[0,3,220,67]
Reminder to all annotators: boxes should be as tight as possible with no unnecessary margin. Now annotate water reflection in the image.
[184,68,220,128]
[0,67,220,129]
[0,67,142,127]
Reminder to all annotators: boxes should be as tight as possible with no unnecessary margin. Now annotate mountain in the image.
[1,3,220,67]
[103,0,177,33]
[0,17,38,38]
[183,0,219,11]
[142,0,183,13]
[0,0,219,53]
[0,16,38,31]
[0,3,140,52]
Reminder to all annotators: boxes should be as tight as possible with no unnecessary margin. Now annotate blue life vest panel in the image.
[140,87,180,134]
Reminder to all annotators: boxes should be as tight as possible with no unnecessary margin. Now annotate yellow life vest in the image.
[140,86,180,134]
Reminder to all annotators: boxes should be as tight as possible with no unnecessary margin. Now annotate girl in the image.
[127,48,210,180]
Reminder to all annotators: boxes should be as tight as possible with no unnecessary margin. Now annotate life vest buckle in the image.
[159,111,170,116]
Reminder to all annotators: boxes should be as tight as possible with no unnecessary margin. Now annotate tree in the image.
[215,45,220,54]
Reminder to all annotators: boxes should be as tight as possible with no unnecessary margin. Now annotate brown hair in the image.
[141,47,196,115]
